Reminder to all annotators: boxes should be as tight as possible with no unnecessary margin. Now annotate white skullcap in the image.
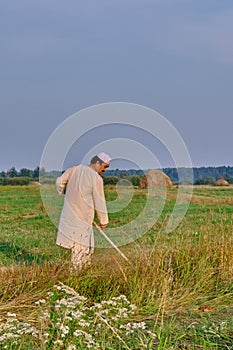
[97,152,111,163]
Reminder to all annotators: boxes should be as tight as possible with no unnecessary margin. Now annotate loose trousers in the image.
[70,243,94,273]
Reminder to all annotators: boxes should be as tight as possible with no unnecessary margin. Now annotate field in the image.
[0,184,233,349]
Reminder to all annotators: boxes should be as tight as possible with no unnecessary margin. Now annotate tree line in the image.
[0,166,39,185]
[163,166,233,185]
[0,165,233,185]
[105,166,233,185]
[0,166,40,179]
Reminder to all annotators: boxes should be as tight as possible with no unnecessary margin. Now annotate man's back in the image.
[56,164,108,248]
[56,152,111,272]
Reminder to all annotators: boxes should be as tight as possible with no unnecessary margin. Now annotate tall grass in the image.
[0,185,233,348]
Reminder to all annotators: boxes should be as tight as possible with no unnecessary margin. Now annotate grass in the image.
[0,184,233,348]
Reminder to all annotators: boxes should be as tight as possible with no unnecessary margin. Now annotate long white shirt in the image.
[56,165,108,249]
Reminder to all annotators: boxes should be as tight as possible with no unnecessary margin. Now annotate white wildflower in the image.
[0,334,8,342]
[54,339,64,346]
[146,329,157,338]
[65,315,73,321]
[113,295,129,303]
[60,324,69,337]
[133,322,146,329]
[116,307,129,318]
[87,343,99,349]
[73,329,82,337]
[0,333,19,341]
[56,298,77,309]
[17,325,37,336]
[76,294,87,302]
[42,310,50,319]
[35,299,46,305]
[6,318,18,323]
[71,310,84,319]
[22,322,30,327]
[67,344,76,350]
[74,329,93,342]
[47,291,54,296]
[120,323,134,334]
[23,327,38,334]
[6,312,16,317]
[111,316,120,321]
[130,304,137,311]
[78,320,90,327]
[43,332,49,340]
[32,330,39,338]
[91,303,102,309]
[2,325,16,332]
[101,300,117,306]
[54,285,62,290]
[96,309,109,316]
[120,321,146,335]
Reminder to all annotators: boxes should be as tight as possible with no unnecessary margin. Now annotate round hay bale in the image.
[30,181,42,187]
[214,177,229,186]
[139,170,173,189]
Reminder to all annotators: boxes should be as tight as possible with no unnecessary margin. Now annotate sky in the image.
[0,0,233,171]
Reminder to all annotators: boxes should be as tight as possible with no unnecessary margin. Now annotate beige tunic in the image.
[56,165,108,249]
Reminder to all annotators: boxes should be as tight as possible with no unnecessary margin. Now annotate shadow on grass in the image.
[0,241,47,265]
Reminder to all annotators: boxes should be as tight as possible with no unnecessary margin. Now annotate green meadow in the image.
[0,184,233,349]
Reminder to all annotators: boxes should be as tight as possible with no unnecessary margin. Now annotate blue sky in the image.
[1,0,233,170]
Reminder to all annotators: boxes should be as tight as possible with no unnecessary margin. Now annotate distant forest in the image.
[0,165,233,185]
[104,166,233,185]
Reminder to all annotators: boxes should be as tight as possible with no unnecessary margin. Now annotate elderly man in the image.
[56,152,111,272]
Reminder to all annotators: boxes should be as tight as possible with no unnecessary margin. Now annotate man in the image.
[56,152,111,272]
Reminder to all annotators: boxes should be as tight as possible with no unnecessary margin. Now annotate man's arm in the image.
[93,176,108,227]
[56,168,73,195]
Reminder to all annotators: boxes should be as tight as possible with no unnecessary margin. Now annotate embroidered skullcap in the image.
[97,152,111,163]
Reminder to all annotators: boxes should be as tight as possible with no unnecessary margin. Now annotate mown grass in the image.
[0,184,233,348]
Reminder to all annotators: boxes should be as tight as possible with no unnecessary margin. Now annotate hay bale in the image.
[30,181,41,187]
[139,170,173,189]
[214,177,229,186]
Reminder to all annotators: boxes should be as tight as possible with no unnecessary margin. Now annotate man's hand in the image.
[100,224,107,229]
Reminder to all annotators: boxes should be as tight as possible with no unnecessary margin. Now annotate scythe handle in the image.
[93,221,134,268]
